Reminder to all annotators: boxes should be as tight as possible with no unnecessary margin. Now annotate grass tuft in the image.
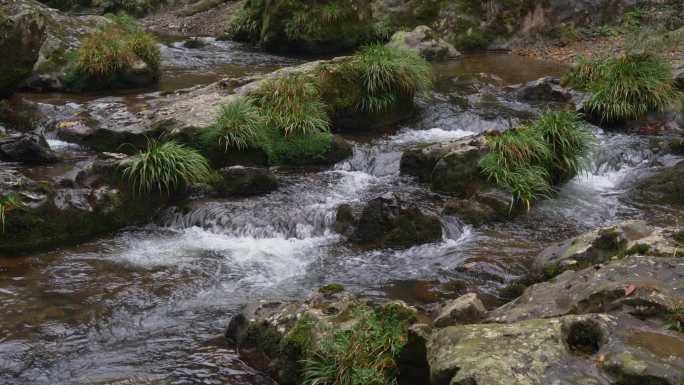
[252,75,330,136]
[479,111,594,209]
[302,305,410,385]
[122,139,212,195]
[338,44,432,113]
[199,97,265,151]
[66,13,160,90]
[0,194,24,233]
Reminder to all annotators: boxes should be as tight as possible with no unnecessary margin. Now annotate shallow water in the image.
[1,46,681,384]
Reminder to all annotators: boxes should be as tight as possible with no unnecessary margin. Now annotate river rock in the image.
[442,189,515,225]
[4,0,110,92]
[216,166,278,197]
[533,220,681,276]
[428,312,684,385]
[0,133,59,164]
[633,160,684,206]
[0,153,162,255]
[432,293,487,327]
[387,26,460,61]
[227,289,422,385]
[401,134,489,196]
[343,193,443,249]
[509,76,575,103]
[0,0,46,96]
[488,255,684,324]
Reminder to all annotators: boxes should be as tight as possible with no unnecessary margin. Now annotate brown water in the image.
[2,47,682,385]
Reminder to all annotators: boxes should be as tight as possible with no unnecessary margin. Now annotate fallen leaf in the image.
[624,284,636,296]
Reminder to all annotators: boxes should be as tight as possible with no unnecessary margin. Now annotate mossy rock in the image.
[0,6,46,96]
[232,0,378,54]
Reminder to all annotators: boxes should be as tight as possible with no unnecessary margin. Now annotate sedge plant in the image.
[122,139,212,195]
[0,194,23,233]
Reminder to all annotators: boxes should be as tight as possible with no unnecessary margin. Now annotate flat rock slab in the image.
[489,255,684,323]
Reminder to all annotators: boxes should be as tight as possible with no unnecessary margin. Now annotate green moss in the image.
[0,189,161,255]
[244,321,283,357]
[229,0,382,53]
[319,283,345,295]
[673,229,684,244]
[625,243,650,256]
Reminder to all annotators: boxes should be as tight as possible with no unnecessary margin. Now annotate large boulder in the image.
[428,312,684,385]
[508,76,576,103]
[230,0,376,54]
[400,134,489,196]
[488,255,684,323]
[0,153,162,255]
[0,133,59,164]
[338,193,443,249]
[533,220,681,276]
[633,161,684,206]
[226,288,424,385]
[387,25,460,61]
[0,0,46,96]
[3,0,109,92]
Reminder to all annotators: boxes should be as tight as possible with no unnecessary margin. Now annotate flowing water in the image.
[1,42,682,385]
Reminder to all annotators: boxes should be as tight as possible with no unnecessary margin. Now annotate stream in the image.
[1,38,682,385]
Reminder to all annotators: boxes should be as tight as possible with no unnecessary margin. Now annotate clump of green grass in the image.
[227,7,261,41]
[0,194,23,233]
[122,139,212,195]
[338,44,432,113]
[302,305,410,385]
[479,111,594,209]
[199,97,265,151]
[583,54,678,123]
[252,75,330,136]
[563,27,682,123]
[66,14,160,90]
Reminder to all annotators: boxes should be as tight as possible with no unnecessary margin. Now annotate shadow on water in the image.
[1,48,681,384]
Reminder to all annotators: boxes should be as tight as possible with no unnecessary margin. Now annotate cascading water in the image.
[1,52,680,385]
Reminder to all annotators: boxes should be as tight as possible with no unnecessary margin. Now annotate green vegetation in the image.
[479,111,594,209]
[320,44,431,120]
[339,44,431,114]
[596,25,618,38]
[583,54,678,123]
[0,194,24,233]
[302,305,411,385]
[665,306,683,333]
[227,0,386,53]
[252,75,330,136]
[563,27,682,123]
[319,283,345,295]
[65,14,160,90]
[199,97,265,151]
[122,139,211,195]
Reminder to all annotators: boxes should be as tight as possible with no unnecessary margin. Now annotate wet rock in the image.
[429,312,684,385]
[533,220,680,276]
[345,193,442,249]
[428,314,614,385]
[0,1,46,96]
[433,293,487,327]
[387,26,460,61]
[488,255,684,323]
[216,166,278,197]
[633,160,684,206]
[0,154,162,255]
[0,133,59,164]
[509,76,575,103]
[334,203,357,237]
[182,38,206,49]
[227,289,420,385]
[397,323,431,384]
[442,189,514,225]
[400,134,488,196]
[4,0,109,92]
[55,101,160,152]
[673,59,684,90]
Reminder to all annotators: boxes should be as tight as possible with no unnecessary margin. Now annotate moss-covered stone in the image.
[230,0,379,54]
[0,5,46,96]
